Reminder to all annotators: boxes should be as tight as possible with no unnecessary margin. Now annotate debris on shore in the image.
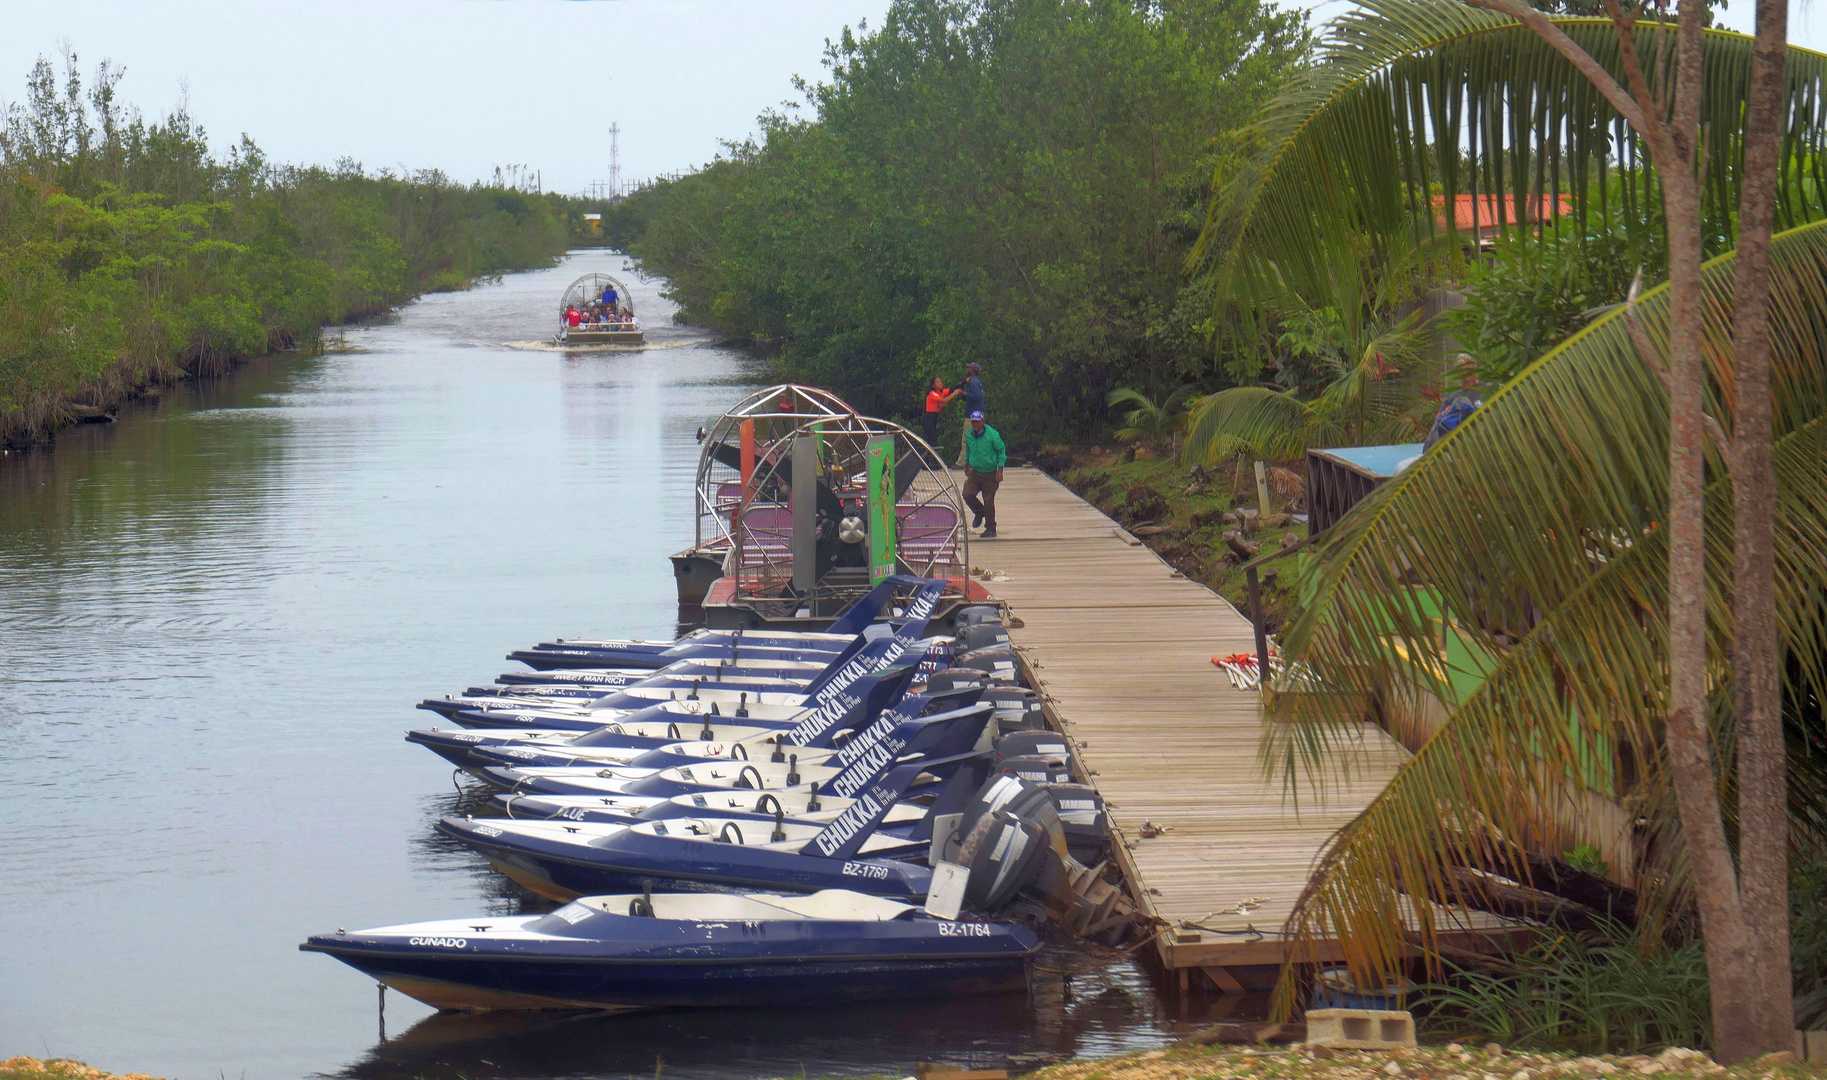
[1,1059,163,1080]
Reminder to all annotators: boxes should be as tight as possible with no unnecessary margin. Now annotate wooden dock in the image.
[973,466,1412,991]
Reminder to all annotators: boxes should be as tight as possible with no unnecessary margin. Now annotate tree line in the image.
[605,0,1311,446]
[0,49,597,446]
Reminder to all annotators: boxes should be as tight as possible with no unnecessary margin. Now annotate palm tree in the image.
[1181,232,1440,464]
[1104,385,1198,450]
[1190,0,1827,1048]
[1259,217,1827,1023]
[1190,0,1827,308]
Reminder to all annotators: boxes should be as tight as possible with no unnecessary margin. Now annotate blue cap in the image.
[968,411,985,420]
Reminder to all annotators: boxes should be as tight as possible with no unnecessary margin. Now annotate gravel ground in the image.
[1024,1044,1823,1080]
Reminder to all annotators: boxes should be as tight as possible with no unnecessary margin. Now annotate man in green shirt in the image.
[962,410,1006,538]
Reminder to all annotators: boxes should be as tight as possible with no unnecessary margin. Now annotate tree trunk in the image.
[1718,0,1795,1060]
[1647,3,1770,1065]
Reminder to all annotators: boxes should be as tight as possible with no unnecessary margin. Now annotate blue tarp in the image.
[1311,443,1425,478]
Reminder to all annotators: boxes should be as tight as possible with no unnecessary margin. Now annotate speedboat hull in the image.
[302,893,1037,1012]
[437,817,932,902]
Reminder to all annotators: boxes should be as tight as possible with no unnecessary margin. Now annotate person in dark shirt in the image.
[955,363,984,466]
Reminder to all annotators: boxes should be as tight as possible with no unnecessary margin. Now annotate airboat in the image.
[670,384,984,628]
[555,272,645,346]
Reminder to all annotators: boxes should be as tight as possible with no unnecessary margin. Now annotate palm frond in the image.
[1263,218,1827,1013]
[1193,0,1827,305]
[1181,386,1318,462]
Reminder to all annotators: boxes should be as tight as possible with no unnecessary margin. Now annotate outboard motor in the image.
[995,730,1070,764]
[924,669,989,694]
[997,754,1073,786]
[983,687,1043,734]
[1045,783,1111,865]
[954,644,1020,683]
[950,774,1149,946]
[951,605,1003,630]
[957,622,1011,652]
[958,810,1054,913]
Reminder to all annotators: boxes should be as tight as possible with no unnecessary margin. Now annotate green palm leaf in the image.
[1263,218,1827,1013]
[1194,0,1827,304]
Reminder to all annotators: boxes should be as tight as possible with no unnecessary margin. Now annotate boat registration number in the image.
[937,923,992,937]
[841,861,889,880]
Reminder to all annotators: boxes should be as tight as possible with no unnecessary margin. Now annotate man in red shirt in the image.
[565,306,582,328]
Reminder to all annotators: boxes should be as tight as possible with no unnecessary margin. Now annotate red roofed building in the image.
[1433,193,1575,242]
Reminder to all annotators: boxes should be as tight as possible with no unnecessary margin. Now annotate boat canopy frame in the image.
[559,272,638,319]
[690,384,969,612]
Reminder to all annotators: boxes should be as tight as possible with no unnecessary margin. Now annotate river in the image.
[0,252,1179,1080]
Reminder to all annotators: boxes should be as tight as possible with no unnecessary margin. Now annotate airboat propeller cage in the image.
[559,273,637,319]
[692,384,970,614]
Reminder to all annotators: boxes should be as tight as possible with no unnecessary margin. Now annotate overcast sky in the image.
[2,0,1819,196]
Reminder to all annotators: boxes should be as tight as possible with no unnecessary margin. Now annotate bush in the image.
[1416,920,1711,1053]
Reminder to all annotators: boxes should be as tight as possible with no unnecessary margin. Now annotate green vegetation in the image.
[0,50,592,446]
[1418,922,1713,1053]
[607,0,1310,446]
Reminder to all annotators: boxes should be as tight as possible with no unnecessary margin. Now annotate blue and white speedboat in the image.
[507,577,946,670]
[438,737,992,901]
[301,889,1039,1012]
[408,663,933,769]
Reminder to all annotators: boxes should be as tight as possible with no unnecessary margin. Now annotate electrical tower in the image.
[609,122,622,200]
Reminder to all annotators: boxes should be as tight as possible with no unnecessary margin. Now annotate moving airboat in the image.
[555,272,644,346]
[669,385,985,628]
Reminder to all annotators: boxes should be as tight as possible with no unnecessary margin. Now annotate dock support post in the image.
[1203,965,1246,995]
[1245,566,1270,682]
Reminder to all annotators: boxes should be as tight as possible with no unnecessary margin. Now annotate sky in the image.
[0,0,892,195]
[2,0,1821,196]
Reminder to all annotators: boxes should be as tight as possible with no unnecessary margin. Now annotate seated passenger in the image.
[565,305,581,327]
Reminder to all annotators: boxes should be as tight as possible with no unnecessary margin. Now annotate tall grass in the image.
[1416,920,1712,1053]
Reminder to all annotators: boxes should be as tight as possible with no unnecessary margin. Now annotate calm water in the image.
[0,252,1185,1080]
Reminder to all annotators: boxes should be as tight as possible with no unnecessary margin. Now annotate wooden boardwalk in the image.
[973,466,1412,990]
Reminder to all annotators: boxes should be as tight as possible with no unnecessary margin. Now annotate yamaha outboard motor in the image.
[950,774,1148,945]
[958,809,1054,913]
[984,687,1043,734]
[956,622,1011,652]
[1044,783,1110,865]
[997,754,1072,786]
[951,605,1003,630]
[995,730,1070,764]
[955,644,1020,683]
[923,669,989,694]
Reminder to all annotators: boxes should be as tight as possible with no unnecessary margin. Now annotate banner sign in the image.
[865,435,898,583]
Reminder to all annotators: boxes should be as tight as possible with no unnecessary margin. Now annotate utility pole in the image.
[608,122,622,201]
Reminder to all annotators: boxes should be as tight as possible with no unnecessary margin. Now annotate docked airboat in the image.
[555,272,644,346]
[670,385,983,628]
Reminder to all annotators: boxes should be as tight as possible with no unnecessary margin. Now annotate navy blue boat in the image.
[507,577,938,670]
[408,663,930,769]
[301,889,1039,1011]
[437,732,992,901]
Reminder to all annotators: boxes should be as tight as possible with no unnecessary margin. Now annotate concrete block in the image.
[1305,1009,1417,1049]
[1797,1029,1827,1062]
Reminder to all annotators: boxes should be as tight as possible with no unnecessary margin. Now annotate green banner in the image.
[865,435,897,583]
